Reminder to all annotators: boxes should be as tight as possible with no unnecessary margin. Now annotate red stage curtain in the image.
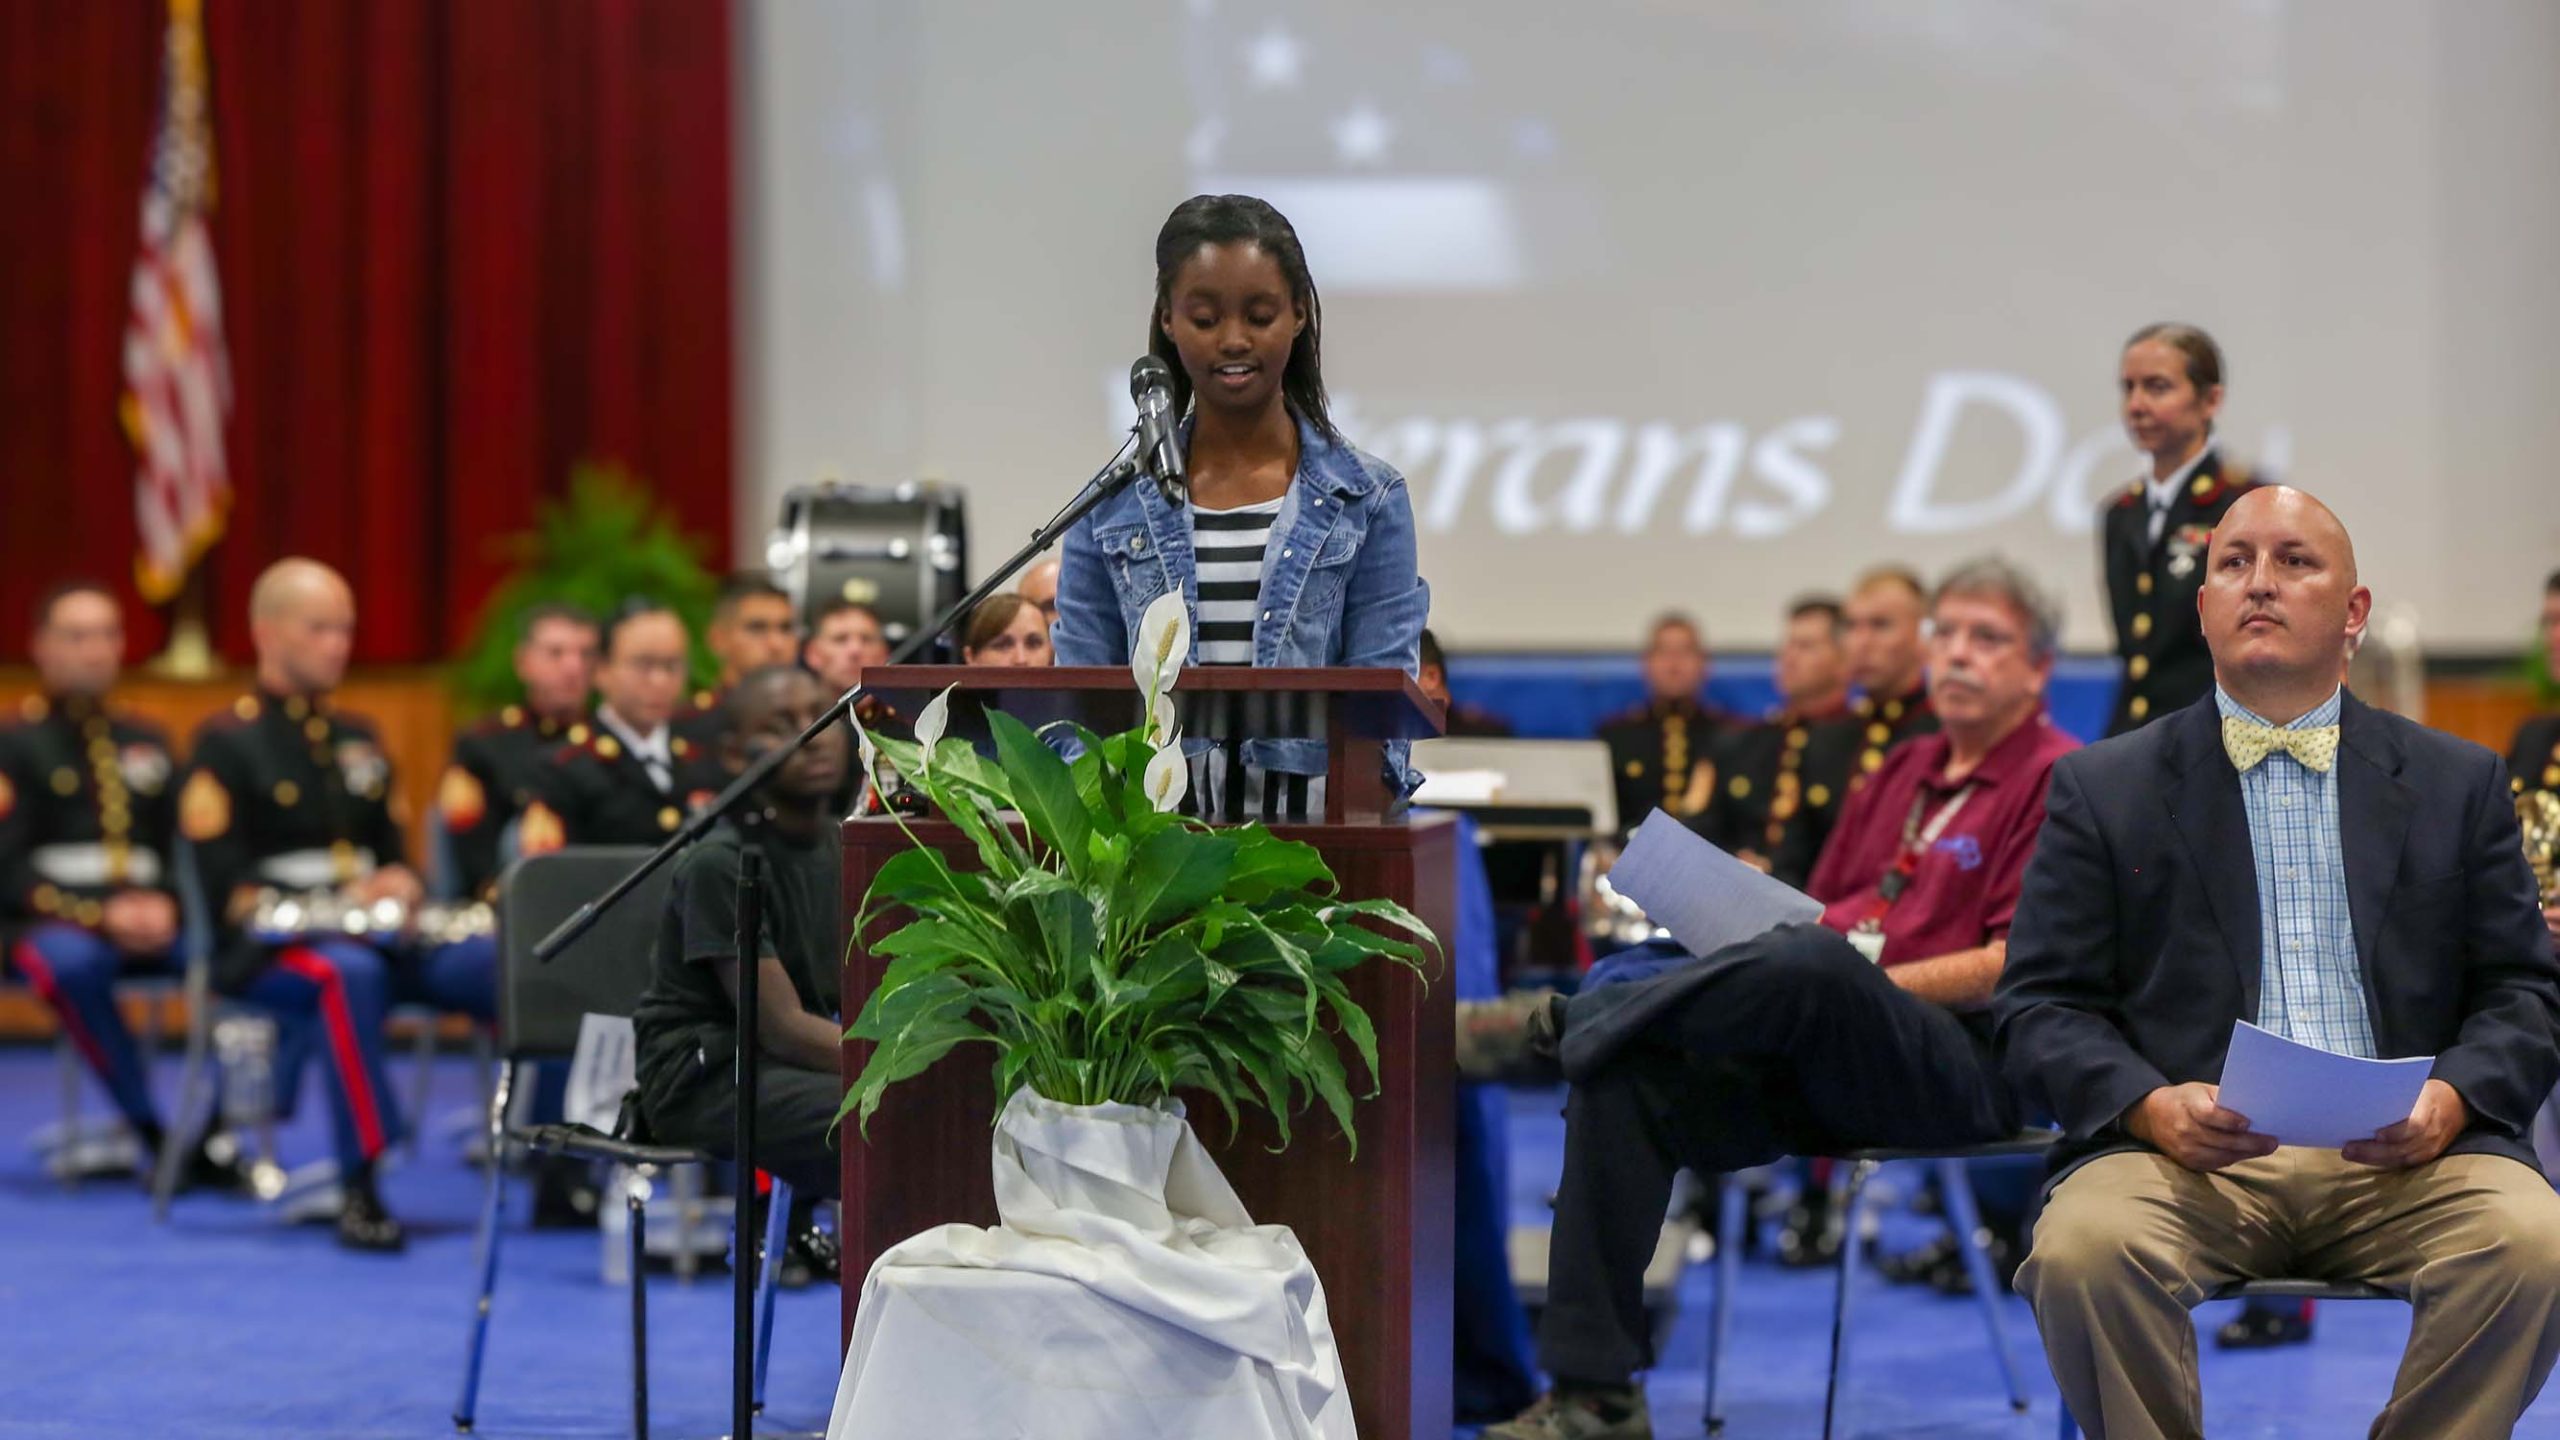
[0,0,734,665]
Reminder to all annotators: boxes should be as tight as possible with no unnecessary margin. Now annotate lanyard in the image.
[1874,782,1976,904]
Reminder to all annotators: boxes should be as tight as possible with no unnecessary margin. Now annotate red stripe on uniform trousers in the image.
[11,938,114,1078]
[274,946,387,1160]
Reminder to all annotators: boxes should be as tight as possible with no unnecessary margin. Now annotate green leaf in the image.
[1319,979,1383,1095]
[989,709,1093,878]
[1221,829,1336,903]
[1124,826,1236,928]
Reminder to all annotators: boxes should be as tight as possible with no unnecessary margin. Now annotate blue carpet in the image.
[6,1047,2556,1437]
[0,1043,845,1439]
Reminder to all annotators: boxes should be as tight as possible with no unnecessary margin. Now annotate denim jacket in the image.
[1053,411,1430,793]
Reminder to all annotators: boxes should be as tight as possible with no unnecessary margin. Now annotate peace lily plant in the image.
[836,593,1438,1153]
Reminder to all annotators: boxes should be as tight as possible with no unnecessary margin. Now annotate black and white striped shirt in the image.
[1191,497,1282,665]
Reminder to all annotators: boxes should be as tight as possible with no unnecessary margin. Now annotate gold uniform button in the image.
[2191,475,2213,498]
[596,735,622,760]
[305,717,330,742]
[1808,784,1832,808]
[1624,761,1643,778]
[1861,750,1883,773]
[2137,573,2154,596]
[275,781,300,807]
[502,705,525,727]
[2132,613,2153,639]
[1883,700,1905,721]
[1786,727,1809,749]
[1866,723,1890,745]
[74,900,104,928]
[51,768,79,796]
[2129,656,2150,681]
[1728,776,1752,799]
[1771,797,1798,820]
[2546,764,2560,788]
[658,806,681,831]
[568,724,591,745]
[233,696,259,720]
[2130,696,2151,720]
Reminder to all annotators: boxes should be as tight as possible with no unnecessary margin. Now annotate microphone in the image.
[1128,355,1187,507]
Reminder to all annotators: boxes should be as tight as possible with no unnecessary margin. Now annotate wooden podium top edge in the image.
[856,665,1445,728]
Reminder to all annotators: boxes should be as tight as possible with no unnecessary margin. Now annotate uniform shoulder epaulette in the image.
[2189,458,2252,508]
[198,697,261,737]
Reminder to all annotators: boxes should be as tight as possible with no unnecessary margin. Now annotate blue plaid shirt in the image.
[2217,686,2375,1057]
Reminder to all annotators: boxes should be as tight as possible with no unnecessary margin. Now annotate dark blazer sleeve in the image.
[2428,752,2560,1134]
[1994,758,2171,1139]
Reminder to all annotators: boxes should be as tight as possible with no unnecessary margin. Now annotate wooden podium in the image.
[837,666,1455,1440]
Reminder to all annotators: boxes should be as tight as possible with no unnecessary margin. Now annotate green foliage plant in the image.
[449,464,722,713]
[837,593,1438,1156]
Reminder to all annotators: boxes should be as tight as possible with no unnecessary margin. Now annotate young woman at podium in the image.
[1052,194,1429,818]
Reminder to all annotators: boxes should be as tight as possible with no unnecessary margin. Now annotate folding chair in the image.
[152,838,284,1219]
[2055,1279,2397,1438]
[1703,1131,2058,1438]
[451,847,793,1438]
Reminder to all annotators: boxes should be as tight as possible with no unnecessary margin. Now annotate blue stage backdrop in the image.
[1444,654,2122,747]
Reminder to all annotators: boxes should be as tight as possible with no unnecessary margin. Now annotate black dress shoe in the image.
[337,1182,408,1253]
[778,1223,840,1289]
[1775,1194,1842,1269]
[1925,1233,2021,1297]
[1876,1234,1962,1287]
[2215,1303,2314,1350]
[169,1135,257,1196]
[529,1160,602,1230]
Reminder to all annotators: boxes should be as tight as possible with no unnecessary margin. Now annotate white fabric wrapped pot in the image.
[827,1087,1355,1439]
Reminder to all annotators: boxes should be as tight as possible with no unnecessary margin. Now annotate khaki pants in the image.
[2017,1148,2560,1440]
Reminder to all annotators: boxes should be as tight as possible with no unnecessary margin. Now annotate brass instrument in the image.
[1579,845,1667,949]
[2521,789,2560,907]
[246,888,494,947]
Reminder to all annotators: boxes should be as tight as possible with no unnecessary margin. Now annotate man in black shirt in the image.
[633,666,848,1205]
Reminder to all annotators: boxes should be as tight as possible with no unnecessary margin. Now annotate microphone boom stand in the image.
[533,442,1150,1440]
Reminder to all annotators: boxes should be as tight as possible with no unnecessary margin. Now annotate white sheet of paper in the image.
[1603,807,1826,959]
[2215,1019,2434,1149]
[563,1012,638,1134]
[1410,768,1505,805]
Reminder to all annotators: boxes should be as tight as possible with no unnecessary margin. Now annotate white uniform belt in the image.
[257,849,377,890]
[31,844,164,888]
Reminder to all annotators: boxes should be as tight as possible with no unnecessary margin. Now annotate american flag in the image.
[121,0,231,606]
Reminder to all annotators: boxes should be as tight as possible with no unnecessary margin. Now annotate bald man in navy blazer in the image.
[1996,487,2560,1440]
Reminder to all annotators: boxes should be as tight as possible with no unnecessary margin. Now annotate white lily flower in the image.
[913,683,954,772]
[1142,743,1189,814]
[846,703,882,784]
[1147,691,1180,749]
[1132,591,1190,702]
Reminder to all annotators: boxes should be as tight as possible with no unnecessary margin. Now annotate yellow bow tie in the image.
[2222,715,2340,774]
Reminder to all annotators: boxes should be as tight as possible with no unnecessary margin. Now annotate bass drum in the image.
[765,481,969,657]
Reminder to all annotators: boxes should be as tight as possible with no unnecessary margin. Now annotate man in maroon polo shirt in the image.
[1485,558,2079,1440]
